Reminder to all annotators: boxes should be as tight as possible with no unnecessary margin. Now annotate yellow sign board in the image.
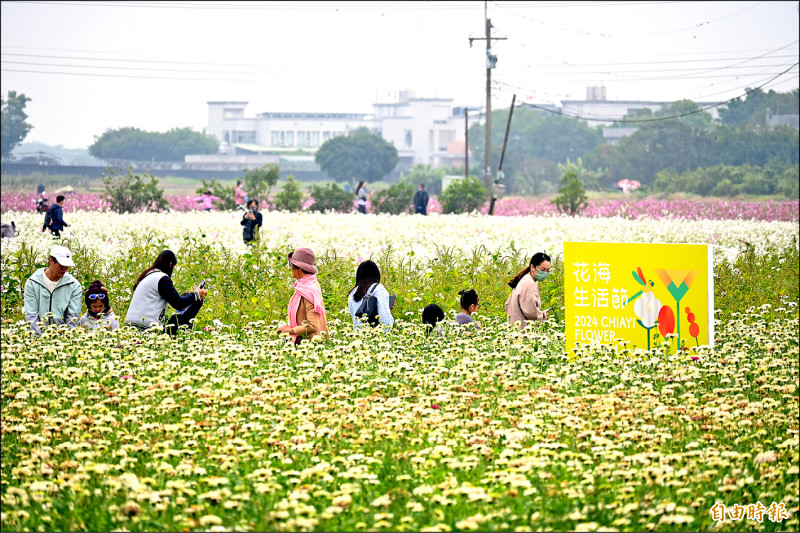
[564,242,714,353]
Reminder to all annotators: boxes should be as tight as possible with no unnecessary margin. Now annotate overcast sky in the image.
[2,0,798,149]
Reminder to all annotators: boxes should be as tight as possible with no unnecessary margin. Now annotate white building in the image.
[201,91,480,171]
[560,86,724,127]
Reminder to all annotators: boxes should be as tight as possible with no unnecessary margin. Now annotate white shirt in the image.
[42,272,59,293]
[347,283,394,329]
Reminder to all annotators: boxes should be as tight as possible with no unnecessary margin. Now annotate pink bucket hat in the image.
[288,247,318,274]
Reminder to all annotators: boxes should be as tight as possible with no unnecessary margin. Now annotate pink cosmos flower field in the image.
[1,191,797,222]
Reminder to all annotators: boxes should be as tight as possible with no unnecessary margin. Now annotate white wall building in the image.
[203,91,481,171]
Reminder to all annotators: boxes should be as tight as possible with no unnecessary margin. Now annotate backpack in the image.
[355,283,380,327]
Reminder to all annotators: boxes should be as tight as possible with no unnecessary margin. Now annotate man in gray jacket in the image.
[24,245,83,335]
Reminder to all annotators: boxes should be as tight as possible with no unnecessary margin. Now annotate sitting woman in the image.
[455,289,481,329]
[79,280,120,331]
[277,247,329,344]
[124,249,208,335]
[347,259,394,330]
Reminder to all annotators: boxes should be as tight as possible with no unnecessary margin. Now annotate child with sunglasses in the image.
[79,280,120,331]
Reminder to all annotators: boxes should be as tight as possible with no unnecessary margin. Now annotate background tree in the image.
[371,182,414,215]
[552,170,588,216]
[1,91,33,160]
[242,163,281,203]
[719,88,799,128]
[102,166,169,213]
[315,129,398,182]
[438,176,488,214]
[399,164,447,195]
[469,107,602,194]
[89,127,218,161]
[274,175,304,212]
[308,182,353,213]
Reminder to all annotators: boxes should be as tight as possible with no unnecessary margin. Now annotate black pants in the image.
[358,204,367,214]
[164,297,204,335]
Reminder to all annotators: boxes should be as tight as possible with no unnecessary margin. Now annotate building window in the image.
[312,131,320,147]
[323,131,331,142]
[297,131,305,147]
[405,130,413,148]
[285,131,294,146]
[271,131,281,146]
[234,131,256,144]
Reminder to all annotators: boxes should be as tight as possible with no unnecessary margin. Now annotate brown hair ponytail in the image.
[508,265,531,289]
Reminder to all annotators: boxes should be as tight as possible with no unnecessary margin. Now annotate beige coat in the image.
[505,272,544,329]
[295,296,329,342]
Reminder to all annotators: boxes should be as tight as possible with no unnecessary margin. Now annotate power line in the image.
[13,0,490,11]
[495,61,799,105]
[490,0,765,39]
[5,50,795,74]
[512,62,799,123]
[503,40,798,83]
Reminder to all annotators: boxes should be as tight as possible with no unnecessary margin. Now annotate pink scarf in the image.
[287,274,327,342]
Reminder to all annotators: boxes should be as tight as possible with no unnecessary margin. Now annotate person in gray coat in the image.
[1,221,17,238]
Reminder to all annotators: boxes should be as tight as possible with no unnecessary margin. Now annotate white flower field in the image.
[1,209,798,532]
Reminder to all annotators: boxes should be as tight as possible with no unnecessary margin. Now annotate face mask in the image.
[534,270,550,281]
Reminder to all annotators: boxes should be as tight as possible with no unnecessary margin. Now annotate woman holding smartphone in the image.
[505,252,552,329]
[125,249,208,335]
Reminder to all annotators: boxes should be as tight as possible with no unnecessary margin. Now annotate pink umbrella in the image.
[616,179,641,193]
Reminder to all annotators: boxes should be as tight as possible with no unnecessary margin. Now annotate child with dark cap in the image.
[79,280,120,331]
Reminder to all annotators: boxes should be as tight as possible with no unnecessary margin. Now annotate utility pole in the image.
[469,1,505,215]
[464,108,469,179]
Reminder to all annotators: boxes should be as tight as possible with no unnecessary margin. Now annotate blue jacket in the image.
[24,268,83,334]
[47,204,68,231]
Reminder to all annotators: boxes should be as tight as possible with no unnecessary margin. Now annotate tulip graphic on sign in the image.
[654,269,699,348]
[630,267,660,350]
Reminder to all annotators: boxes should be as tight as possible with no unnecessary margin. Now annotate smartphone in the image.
[198,279,206,289]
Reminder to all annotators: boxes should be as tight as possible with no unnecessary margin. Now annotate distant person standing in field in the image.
[43,195,69,237]
[413,183,429,215]
[24,245,83,335]
[506,252,552,329]
[194,190,220,212]
[356,181,369,214]
[235,180,248,211]
[241,198,263,244]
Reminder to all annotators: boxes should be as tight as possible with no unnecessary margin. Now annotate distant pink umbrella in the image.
[616,179,642,193]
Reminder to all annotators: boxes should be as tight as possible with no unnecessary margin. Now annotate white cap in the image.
[50,245,75,267]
